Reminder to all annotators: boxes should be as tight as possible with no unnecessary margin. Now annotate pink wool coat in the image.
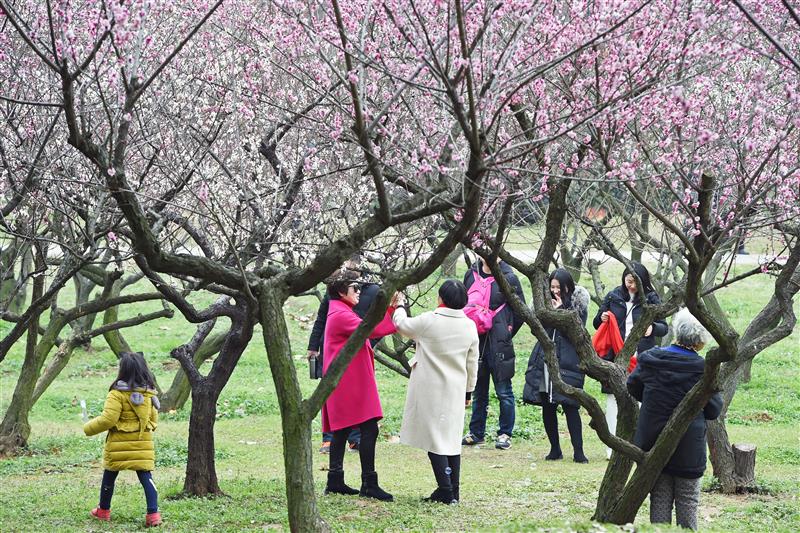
[321,299,397,432]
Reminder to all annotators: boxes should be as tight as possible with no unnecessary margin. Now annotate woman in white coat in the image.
[392,280,479,504]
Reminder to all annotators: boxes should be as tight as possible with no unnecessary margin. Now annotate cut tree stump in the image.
[733,443,757,489]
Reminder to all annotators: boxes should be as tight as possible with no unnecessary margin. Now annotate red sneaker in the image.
[90,507,111,521]
[145,512,162,527]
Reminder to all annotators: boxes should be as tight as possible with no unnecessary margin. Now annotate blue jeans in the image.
[322,428,361,444]
[468,366,515,439]
[99,470,158,514]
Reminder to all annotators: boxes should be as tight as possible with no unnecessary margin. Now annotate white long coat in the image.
[393,306,479,455]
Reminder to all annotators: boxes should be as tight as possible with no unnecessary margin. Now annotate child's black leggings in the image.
[99,470,158,513]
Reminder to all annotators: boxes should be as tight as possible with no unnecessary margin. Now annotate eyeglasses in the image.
[348,284,361,293]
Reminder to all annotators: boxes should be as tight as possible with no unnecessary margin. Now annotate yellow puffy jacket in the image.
[84,381,159,471]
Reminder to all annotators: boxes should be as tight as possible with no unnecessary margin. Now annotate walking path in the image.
[504,248,778,267]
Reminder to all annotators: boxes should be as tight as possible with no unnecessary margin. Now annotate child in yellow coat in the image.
[84,352,162,527]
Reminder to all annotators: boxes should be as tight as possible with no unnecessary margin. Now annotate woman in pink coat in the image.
[322,273,398,501]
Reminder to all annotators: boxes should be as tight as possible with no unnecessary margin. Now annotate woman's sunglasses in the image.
[348,283,362,293]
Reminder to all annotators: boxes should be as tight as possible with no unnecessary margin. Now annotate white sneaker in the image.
[495,434,512,450]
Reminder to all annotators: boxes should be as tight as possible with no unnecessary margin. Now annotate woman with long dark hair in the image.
[523,269,590,463]
[593,262,668,459]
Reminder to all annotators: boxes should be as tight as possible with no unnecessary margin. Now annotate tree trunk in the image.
[282,408,327,533]
[441,247,459,277]
[708,416,758,493]
[260,288,328,533]
[561,224,584,283]
[706,343,764,493]
[0,315,66,452]
[707,416,738,493]
[0,260,47,453]
[180,305,253,497]
[741,359,752,383]
[161,331,226,412]
[708,241,800,493]
[183,383,222,496]
[102,279,132,355]
[593,454,635,521]
[586,258,606,305]
[0,338,38,452]
[630,211,649,263]
[561,243,583,282]
[0,242,31,315]
[71,273,98,347]
[596,373,722,525]
[31,336,80,403]
[592,400,637,521]
[0,244,19,311]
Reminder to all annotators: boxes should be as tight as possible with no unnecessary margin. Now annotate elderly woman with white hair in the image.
[627,308,723,531]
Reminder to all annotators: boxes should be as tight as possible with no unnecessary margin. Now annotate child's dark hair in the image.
[110,352,156,390]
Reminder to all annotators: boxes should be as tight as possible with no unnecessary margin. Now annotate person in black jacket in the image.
[627,308,722,531]
[592,261,668,459]
[523,269,590,463]
[461,257,526,450]
[307,260,383,453]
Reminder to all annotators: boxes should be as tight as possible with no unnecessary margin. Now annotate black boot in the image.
[325,470,358,495]
[359,472,393,501]
[424,486,456,504]
[452,483,460,503]
[545,449,563,460]
[564,405,587,464]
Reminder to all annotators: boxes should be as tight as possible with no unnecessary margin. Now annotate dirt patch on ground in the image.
[742,411,774,423]
[161,359,180,371]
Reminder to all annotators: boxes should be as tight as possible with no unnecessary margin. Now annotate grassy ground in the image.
[0,263,798,532]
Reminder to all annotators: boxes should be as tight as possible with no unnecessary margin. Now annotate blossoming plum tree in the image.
[4,0,797,530]
[475,0,800,522]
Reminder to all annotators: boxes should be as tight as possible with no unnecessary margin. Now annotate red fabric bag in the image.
[593,313,639,372]
[592,313,625,360]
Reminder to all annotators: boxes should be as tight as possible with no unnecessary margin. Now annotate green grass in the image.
[1,264,798,532]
